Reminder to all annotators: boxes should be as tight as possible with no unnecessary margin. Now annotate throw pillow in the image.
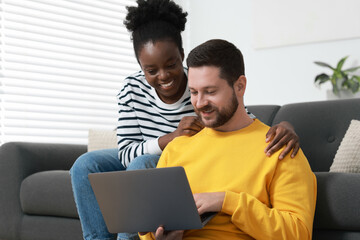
[88,129,117,152]
[330,119,360,173]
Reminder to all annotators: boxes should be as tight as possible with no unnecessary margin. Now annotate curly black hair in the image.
[124,0,188,60]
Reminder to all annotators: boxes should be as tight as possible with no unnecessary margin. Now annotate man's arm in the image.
[265,121,300,160]
[193,150,316,240]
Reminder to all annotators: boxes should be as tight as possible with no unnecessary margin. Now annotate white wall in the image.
[176,0,360,105]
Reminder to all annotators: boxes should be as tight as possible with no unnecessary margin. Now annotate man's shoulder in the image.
[167,129,205,149]
[239,119,270,140]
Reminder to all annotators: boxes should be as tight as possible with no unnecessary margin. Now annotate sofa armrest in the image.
[0,142,87,240]
[314,172,360,231]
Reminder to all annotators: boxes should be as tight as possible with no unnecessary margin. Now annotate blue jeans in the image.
[70,148,160,240]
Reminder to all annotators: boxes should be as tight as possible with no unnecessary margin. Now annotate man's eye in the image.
[190,91,198,95]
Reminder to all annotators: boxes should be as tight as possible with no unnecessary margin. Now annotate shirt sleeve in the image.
[221,150,317,240]
[139,233,155,240]
[117,96,162,168]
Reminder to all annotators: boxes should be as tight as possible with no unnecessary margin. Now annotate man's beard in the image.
[195,92,239,128]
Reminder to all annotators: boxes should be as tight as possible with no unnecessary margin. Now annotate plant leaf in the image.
[314,61,335,70]
[344,66,360,73]
[331,76,339,95]
[336,56,348,71]
[340,72,348,87]
[332,84,339,95]
[314,73,330,84]
[348,77,360,93]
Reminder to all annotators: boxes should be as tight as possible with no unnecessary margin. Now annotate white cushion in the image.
[88,129,117,152]
[330,120,360,173]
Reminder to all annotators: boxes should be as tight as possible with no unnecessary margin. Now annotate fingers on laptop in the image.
[154,226,184,240]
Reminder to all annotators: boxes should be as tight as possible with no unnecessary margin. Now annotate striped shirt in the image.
[117,69,195,167]
[116,68,254,167]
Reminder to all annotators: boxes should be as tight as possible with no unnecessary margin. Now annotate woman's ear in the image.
[180,48,185,62]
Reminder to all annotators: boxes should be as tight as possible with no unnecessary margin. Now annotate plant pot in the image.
[326,89,360,100]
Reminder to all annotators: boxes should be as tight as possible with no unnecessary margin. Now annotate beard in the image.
[195,91,239,128]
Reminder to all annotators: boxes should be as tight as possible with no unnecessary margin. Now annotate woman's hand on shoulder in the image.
[265,121,300,160]
[175,116,203,137]
[158,116,203,150]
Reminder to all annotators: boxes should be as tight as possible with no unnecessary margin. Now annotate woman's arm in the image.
[117,101,159,168]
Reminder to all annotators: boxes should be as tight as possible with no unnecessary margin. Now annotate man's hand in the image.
[153,226,184,240]
[265,121,300,160]
[193,192,225,215]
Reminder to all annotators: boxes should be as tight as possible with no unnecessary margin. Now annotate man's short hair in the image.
[186,39,245,87]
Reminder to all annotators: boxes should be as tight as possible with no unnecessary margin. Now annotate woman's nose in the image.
[158,69,168,80]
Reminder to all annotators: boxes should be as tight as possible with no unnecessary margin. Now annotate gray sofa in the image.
[1,98,360,240]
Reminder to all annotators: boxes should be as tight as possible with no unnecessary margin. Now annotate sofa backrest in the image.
[248,98,360,172]
[246,105,281,126]
[271,98,360,172]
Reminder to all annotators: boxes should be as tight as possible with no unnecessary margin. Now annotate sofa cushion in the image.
[20,170,78,218]
[314,172,360,230]
[330,119,360,173]
[88,129,117,152]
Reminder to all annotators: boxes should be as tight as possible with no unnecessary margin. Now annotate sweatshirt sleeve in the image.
[117,93,162,168]
[221,150,317,240]
[139,233,155,240]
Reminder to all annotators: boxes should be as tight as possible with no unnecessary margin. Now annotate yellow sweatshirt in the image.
[140,119,317,240]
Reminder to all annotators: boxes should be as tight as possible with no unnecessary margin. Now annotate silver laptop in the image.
[88,167,215,233]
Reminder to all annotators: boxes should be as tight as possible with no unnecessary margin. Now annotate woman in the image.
[70,1,300,240]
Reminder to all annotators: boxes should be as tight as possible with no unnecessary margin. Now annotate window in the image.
[0,0,138,145]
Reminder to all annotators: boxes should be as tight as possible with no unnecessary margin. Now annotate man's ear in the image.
[234,75,247,96]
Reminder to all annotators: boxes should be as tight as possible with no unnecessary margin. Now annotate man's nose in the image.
[195,94,208,109]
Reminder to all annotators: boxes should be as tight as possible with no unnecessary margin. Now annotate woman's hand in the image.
[265,121,300,160]
[174,116,204,137]
[159,116,203,150]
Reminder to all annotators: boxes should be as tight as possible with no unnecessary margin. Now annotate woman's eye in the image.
[167,63,176,68]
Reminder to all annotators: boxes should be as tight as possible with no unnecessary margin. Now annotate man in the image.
[140,39,317,240]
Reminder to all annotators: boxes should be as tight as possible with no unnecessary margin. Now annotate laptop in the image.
[88,167,216,233]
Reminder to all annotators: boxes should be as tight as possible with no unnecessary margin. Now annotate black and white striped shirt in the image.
[116,68,255,167]
[117,69,195,167]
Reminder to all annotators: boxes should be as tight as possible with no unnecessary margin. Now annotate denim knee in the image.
[70,152,97,177]
[70,148,122,177]
[126,154,160,170]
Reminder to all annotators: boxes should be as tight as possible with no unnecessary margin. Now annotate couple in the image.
[70,1,316,240]
[139,38,316,240]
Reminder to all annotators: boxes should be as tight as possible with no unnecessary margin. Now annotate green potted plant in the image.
[314,56,360,98]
